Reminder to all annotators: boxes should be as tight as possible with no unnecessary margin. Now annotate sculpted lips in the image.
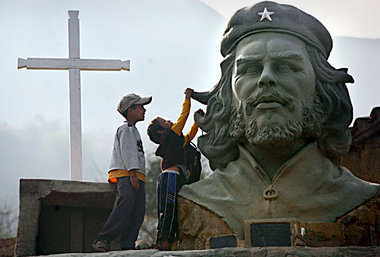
[245,91,295,115]
[254,95,284,109]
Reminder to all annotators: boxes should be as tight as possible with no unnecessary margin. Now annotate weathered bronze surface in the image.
[178,1,379,249]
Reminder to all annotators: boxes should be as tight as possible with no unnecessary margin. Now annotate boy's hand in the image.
[195,108,205,116]
[194,108,205,123]
[184,88,194,99]
[129,170,140,191]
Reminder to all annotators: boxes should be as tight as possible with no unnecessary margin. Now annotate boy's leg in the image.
[96,176,137,244]
[120,180,146,249]
[156,173,162,221]
[156,172,178,245]
[171,173,185,242]
[156,172,165,245]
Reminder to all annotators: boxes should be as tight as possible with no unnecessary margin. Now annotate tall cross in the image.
[18,10,130,181]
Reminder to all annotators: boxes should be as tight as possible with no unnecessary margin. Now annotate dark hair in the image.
[147,117,164,144]
[122,104,137,119]
[195,44,354,169]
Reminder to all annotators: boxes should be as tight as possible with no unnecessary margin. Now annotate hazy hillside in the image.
[330,37,380,120]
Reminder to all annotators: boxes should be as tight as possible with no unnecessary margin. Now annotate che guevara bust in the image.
[177,1,379,249]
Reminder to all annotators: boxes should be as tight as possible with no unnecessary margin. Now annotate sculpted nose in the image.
[258,66,276,88]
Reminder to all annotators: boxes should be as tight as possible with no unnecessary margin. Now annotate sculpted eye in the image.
[275,61,301,72]
[276,62,292,72]
[245,64,262,74]
[236,63,262,76]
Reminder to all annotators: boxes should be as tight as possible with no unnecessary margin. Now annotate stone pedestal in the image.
[15,179,118,256]
[16,246,380,257]
[177,198,234,250]
[177,191,380,250]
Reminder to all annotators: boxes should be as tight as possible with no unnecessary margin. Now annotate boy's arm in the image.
[119,126,141,191]
[119,126,140,172]
[171,99,190,136]
[185,122,198,142]
[171,88,193,136]
[128,169,140,191]
[184,108,204,144]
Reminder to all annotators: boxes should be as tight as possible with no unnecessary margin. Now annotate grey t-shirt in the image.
[108,122,146,175]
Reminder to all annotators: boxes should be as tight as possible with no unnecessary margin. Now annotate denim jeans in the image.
[97,176,145,249]
[156,171,184,243]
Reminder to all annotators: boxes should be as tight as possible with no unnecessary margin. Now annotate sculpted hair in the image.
[196,45,354,169]
[307,46,354,162]
[196,53,238,169]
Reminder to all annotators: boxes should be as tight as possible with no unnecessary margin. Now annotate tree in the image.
[0,198,17,239]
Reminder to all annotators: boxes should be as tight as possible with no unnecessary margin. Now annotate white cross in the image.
[18,10,130,181]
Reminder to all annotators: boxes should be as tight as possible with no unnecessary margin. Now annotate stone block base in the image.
[15,179,118,256]
[178,191,380,250]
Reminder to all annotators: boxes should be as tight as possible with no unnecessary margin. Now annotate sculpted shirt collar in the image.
[237,142,316,186]
[220,142,332,205]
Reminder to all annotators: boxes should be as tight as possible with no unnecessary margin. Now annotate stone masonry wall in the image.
[340,107,380,184]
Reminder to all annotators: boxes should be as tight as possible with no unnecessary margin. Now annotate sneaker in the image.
[156,239,171,251]
[92,240,110,252]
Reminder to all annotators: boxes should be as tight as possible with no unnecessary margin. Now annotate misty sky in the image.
[202,0,380,39]
[0,0,379,222]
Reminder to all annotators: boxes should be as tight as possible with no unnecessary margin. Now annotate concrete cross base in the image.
[15,179,119,257]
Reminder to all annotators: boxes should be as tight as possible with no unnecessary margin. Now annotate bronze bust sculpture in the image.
[178,1,379,249]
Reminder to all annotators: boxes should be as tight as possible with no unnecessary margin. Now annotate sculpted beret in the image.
[221,1,332,58]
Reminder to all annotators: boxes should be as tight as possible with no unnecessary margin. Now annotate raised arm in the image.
[171,88,194,136]
[185,109,204,143]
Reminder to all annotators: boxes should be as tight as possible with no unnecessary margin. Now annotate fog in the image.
[0,0,379,235]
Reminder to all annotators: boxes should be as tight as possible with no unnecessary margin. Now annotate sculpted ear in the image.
[157,129,165,135]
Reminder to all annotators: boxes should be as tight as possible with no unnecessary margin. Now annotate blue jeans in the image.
[156,171,185,243]
[97,176,145,249]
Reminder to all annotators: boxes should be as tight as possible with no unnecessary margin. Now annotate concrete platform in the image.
[35,246,380,257]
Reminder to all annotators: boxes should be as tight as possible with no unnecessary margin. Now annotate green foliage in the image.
[145,155,162,218]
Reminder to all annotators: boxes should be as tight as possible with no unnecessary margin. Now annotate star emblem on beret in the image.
[258,7,274,21]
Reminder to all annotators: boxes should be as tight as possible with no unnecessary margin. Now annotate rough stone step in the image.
[35,246,380,257]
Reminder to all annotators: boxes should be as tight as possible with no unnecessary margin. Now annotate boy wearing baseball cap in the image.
[147,88,202,250]
[93,93,152,252]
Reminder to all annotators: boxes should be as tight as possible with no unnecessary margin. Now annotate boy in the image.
[93,93,152,252]
[147,88,201,250]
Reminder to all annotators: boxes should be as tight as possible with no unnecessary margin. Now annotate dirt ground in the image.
[0,238,16,257]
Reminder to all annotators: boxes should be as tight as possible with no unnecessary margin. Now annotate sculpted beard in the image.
[229,91,323,145]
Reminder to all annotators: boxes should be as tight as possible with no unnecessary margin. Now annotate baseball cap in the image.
[117,93,152,115]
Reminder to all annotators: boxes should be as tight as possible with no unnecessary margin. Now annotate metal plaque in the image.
[250,223,291,247]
